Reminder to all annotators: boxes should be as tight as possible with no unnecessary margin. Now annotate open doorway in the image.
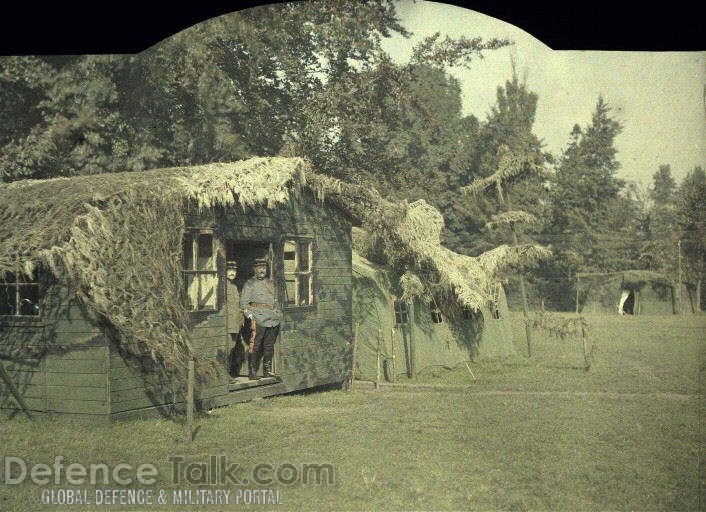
[224,241,280,388]
[618,289,635,315]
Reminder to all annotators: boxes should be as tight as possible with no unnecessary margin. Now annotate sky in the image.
[382,1,705,186]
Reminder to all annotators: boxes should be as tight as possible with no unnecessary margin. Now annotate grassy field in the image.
[1,314,703,511]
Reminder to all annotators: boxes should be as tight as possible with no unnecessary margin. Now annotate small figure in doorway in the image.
[240,257,282,380]
[226,261,246,376]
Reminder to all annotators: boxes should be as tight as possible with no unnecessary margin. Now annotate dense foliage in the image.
[0,2,702,311]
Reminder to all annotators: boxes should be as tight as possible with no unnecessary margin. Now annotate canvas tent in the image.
[577,270,695,315]
[352,251,514,382]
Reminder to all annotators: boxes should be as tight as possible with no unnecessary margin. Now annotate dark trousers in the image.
[230,332,245,377]
[252,325,280,368]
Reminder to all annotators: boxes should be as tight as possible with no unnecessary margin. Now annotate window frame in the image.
[393,299,409,326]
[281,236,316,310]
[0,271,42,319]
[182,227,219,313]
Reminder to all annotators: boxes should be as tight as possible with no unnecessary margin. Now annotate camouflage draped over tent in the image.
[577,270,694,315]
[352,251,515,382]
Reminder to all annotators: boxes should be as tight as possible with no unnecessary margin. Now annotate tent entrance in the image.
[618,289,636,315]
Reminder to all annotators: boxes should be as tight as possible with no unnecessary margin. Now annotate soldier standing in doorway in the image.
[240,257,282,380]
[225,261,245,376]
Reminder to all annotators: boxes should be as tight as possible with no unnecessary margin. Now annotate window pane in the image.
[184,274,196,309]
[0,285,16,315]
[283,241,296,273]
[284,277,296,305]
[198,273,217,309]
[298,274,310,306]
[18,285,40,316]
[184,273,217,310]
[196,233,213,270]
[394,300,408,325]
[182,236,193,270]
[298,241,310,271]
[1,272,16,283]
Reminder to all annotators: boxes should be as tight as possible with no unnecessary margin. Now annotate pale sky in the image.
[382,1,705,186]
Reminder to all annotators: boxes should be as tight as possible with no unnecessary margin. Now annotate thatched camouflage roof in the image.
[0,156,546,378]
[0,157,309,378]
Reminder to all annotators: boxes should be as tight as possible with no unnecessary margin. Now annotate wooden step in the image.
[228,376,279,392]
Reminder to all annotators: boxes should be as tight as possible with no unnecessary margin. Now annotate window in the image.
[393,300,409,325]
[282,238,313,307]
[182,229,218,311]
[0,272,40,317]
[430,302,443,324]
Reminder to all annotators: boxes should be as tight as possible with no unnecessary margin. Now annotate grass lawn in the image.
[1,314,703,511]
[413,314,705,395]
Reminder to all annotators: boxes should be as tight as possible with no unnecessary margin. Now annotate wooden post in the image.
[500,186,532,358]
[348,324,358,390]
[389,327,397,383]
[0,362,33,420]
[408,301,416,378]
[581,326,589,371]
[375,329,382,390]
[575,275,580,314]
[676,239,683,315]
[186,359,194,442]
[518,274,532,358]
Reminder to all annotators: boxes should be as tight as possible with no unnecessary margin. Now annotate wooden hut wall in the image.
[108,192,352,417]
[1,275,109,421]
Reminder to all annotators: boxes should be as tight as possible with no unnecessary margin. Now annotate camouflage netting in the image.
[0,157,308,380]
[1,156,547,381]
[311,175,551,312]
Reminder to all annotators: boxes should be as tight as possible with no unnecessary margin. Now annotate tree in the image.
[0,1,412,181]
[675,166,706,310]
[464,144,547,355]
[640,165,679,276]
[539,97,628,309]
[549,97,624,232]
[651,164,676,206]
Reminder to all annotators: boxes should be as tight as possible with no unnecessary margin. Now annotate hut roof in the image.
[0,157,308,275]
[0,157,546,378]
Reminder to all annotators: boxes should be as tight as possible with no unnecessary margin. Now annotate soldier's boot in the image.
[248,354,259,381]
[263,358,277,378]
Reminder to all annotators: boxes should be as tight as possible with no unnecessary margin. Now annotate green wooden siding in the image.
[1,289,109,419]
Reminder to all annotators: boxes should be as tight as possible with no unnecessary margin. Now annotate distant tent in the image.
[352,252,514,381]
[578,270,695,315]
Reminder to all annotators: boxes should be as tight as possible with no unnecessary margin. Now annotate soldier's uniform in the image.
[240,262,282,379]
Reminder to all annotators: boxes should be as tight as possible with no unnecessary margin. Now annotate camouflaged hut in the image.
[0,158,354,421]
[1,157,542,421]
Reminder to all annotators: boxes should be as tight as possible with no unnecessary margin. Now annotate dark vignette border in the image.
[0,1,703,56]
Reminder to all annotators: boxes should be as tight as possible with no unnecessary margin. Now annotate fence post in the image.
[581,326,589,371]
[389,327,397,383]
[375,329,382,390]
[348,324,358,390]
[185,359,194,442]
